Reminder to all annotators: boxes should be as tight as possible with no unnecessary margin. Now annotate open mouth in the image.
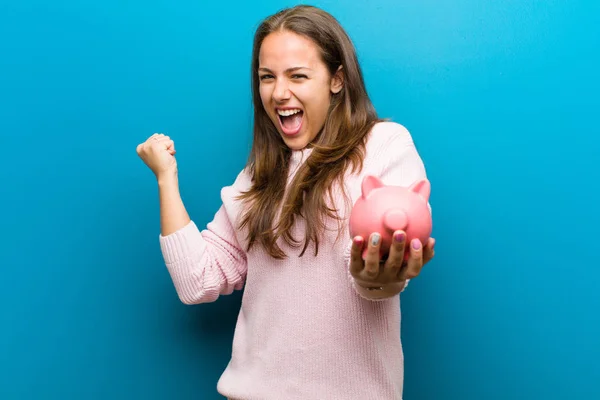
[277,108,304,136]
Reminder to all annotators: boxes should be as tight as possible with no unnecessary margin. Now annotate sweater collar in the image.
[290,147,313,166]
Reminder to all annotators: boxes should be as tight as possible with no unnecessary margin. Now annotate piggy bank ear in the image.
[408,179,431,202]
[361,175,384,198]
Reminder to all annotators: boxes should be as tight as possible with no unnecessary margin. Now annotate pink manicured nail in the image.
[394,232,405,242]
[412,239,421,250]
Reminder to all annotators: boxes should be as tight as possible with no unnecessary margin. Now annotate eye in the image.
[291,74,308,79]
[259,74,274,81]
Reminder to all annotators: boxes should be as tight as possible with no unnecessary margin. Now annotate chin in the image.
[281,134,311,150]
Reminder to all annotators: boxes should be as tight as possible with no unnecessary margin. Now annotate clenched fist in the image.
[136,133,177,179]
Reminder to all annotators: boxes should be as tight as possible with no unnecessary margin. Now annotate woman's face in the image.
[258,30,343,150]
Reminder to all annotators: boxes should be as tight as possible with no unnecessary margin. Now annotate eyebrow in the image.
[258,66,312,73]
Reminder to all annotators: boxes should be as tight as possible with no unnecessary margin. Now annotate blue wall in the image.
[2,1,598,399]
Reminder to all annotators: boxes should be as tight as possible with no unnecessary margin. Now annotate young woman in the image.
[137,5,435,399]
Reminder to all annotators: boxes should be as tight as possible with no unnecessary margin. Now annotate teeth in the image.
[277,109,302,117]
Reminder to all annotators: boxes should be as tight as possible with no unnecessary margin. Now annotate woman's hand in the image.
[136,133,177,180]
[349,230,435,294]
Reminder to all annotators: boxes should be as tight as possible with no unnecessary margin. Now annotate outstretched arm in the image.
[347,123,435,300]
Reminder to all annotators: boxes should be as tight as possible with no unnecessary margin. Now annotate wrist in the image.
[355,280,406,299]
[157,170,179,187]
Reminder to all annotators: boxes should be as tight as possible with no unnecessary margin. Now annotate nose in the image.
[272,78,291,103]
[383,209,408,232]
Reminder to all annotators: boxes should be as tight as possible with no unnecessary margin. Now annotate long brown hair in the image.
[237,5,382,259]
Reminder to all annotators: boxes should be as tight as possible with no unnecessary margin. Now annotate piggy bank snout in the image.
[383,209,408,232]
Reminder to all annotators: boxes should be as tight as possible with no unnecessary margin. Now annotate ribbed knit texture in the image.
[159,122,429,400]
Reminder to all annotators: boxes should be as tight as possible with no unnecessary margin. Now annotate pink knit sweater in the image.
[159,122,429,400]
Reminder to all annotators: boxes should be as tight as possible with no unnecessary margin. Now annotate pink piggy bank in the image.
[349,175,432,260]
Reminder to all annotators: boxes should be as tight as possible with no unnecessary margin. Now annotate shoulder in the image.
[217,167,253,237]
[365,121,415,154]
[358,120,427,187]
[363,121,418,162]
[336,120,428,215]
[221,167,253,198]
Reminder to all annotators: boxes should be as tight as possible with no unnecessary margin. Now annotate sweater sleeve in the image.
[345,122,431,300]
[158,175,249,305]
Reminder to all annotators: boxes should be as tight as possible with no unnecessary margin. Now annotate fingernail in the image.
[394,232,405,242]
[371,233,380,246]
[412,239,421,250]
[354,236,364,246]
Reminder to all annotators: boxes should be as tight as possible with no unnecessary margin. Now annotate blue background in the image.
[2,0,598,399]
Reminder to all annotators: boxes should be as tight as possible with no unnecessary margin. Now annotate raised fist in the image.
[136,133,177,178]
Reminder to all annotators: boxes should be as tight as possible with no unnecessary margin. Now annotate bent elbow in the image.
[176,287,219,305]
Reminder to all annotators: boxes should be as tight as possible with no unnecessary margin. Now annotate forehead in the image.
[258,30,322,70]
